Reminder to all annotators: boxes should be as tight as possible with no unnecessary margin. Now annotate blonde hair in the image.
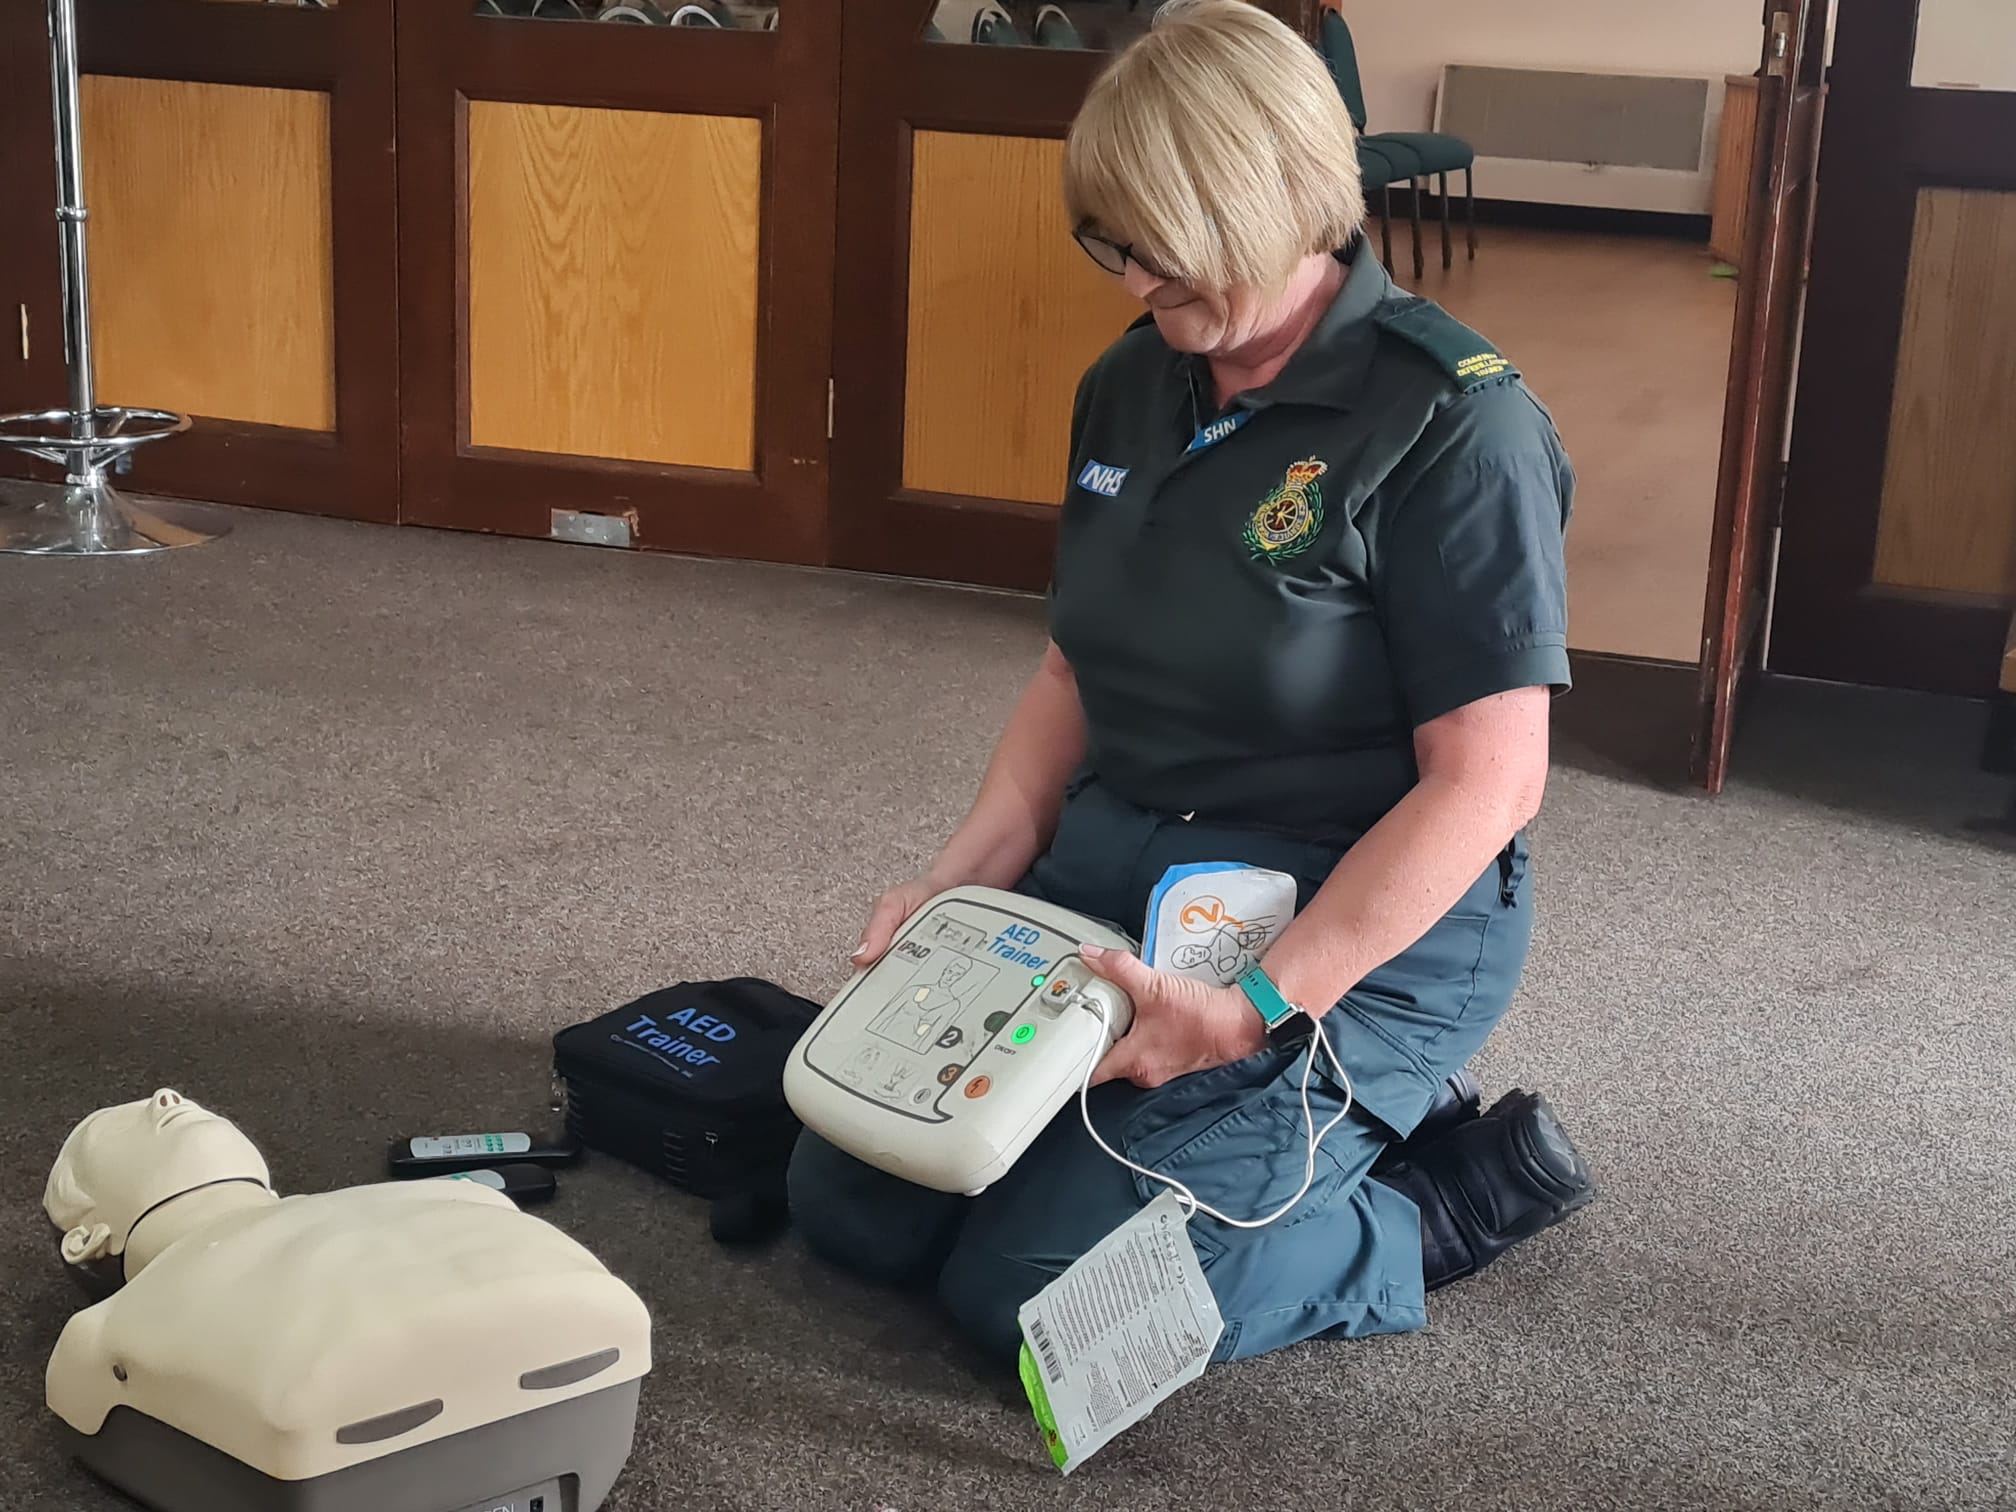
[1063,0,1366,293]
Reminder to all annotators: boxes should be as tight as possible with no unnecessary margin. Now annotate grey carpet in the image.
[4,508,2012,1512]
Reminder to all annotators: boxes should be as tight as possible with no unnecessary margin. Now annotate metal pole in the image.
[49,0,100,477]
[0,0,221,553]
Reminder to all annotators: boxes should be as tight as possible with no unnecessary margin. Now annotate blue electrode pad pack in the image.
[1142,863,1299,987]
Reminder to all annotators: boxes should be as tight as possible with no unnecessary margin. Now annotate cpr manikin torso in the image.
[45,1090,651,1512]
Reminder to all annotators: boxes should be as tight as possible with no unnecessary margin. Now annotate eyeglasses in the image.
[1072,225,1173,281]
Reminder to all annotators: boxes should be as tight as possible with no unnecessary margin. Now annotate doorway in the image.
[1768,0,2016,699]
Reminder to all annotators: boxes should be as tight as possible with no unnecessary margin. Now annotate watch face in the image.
[1265,1013,1311,1050]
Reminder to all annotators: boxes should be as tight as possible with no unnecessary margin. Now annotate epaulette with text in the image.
[1373,298,1520,392]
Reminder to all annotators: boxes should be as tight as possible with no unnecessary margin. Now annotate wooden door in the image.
[1766,0,2016,698]
[1690,0,1829,793]
[395,1,839,568]
[0,7,61,431]
[828,1,1309,589]
[0,0,400,522]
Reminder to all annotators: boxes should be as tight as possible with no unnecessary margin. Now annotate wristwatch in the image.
[1236,967,1309,1047]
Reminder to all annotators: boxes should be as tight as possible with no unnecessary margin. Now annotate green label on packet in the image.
[1012,1192,1223,1474]
[1018,1343,1071,1471]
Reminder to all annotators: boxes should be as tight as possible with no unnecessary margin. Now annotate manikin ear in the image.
[62,1223,114,1266]
[58,1224,128,1304]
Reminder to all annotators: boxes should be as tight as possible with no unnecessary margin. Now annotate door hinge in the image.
[17,304,27,362]
[1766,9,1793,76]
[826,378,836,440]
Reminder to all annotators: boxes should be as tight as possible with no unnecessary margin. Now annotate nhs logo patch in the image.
[1076,460,1130,497]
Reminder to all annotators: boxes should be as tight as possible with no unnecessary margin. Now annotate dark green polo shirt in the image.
[1050,238,1574,838]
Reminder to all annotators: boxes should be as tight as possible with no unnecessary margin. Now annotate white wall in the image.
[1341,1,1767,133]
[1912,0,2016,90]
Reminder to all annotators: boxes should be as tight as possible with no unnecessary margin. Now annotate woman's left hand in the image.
[1079,945,1267,1088]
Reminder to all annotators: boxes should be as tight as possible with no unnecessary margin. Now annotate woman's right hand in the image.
[851,875,948,967]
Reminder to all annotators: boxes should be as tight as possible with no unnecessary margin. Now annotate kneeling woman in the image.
[790,0,1594,1364]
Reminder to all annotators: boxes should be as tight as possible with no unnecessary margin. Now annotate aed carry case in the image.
[551,978,819,1243]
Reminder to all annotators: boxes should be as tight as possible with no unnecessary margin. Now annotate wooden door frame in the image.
[0,4,66,427]
[0,0,400,523]
[393,8,841,569]
[828,0,1311,590]
[1768,0,2016,695]
[1691,0,1828,792]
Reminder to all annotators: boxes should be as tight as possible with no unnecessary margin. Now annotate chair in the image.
[1319,9,1477,275]
[1367,127,1477,272]
[1356,139,1422,278]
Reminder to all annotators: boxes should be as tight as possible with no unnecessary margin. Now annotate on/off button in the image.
[963,1075,991,1099]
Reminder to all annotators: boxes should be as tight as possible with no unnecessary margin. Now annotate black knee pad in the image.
[1375,1089,1595,1291]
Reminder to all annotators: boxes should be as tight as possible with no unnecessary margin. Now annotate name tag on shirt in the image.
[1184,409,1251,453]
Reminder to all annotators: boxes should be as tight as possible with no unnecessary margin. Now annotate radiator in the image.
[1434,64,1725,216]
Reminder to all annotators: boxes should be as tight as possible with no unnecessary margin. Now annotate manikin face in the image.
[44,1089,270,1266]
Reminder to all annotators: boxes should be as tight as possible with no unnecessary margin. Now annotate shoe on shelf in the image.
[1034,3,1083,47]
[972,2,1023,45]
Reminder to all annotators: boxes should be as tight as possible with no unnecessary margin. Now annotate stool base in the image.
[0,477,230,556]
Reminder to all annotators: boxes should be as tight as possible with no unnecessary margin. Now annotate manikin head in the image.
[44,1089,271,1272]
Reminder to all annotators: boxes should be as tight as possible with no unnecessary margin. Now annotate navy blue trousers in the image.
[788,781,1533,1364]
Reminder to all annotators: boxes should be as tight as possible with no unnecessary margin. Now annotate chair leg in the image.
[1409,177,1425,281]
[1465,167,1477,259]
[1380,185,1394,269]
[1439,170,1452,270]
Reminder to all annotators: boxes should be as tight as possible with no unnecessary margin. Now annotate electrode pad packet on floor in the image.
[1141,864,1298,988]
[783,887,1136,1195]
[1017,1190,1224,1474]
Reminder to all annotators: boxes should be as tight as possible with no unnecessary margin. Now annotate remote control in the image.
[431,1163,558,1207]
[386,1131,583,1178]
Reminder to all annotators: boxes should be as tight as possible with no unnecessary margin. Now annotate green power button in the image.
[1011,1023,1037,1045]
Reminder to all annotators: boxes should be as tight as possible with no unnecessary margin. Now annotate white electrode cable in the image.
[1073,995,1355,1230]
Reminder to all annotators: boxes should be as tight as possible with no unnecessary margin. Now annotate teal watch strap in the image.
[1236,967,1299,1028]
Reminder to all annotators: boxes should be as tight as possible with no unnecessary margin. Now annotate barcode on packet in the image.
[1029,1318,1063,1384]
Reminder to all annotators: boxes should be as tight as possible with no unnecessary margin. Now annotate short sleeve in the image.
[1373,388,1574,727]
